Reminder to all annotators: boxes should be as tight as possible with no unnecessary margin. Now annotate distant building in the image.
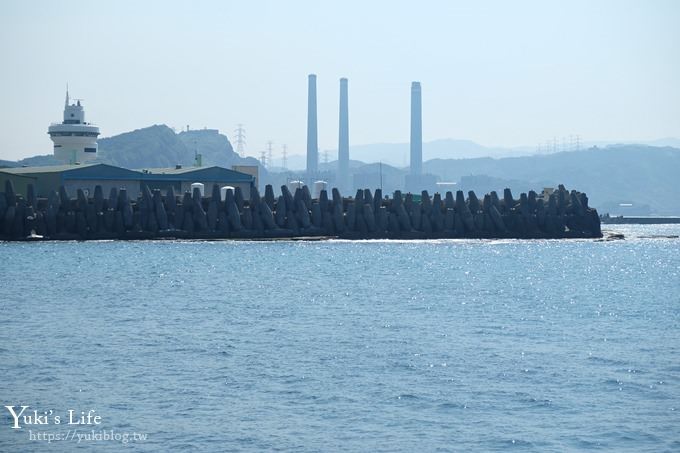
[48,88,100,164]
[352,170,406,195]
[435,182,457,193]
[353,172,383,193]
[231,165,259,190]
[404,173,438,194]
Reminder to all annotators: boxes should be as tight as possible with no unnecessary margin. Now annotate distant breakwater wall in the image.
[600,216,680,225]
[0,180,601,241]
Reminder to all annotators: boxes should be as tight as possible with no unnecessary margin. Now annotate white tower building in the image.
[48,88,100,164]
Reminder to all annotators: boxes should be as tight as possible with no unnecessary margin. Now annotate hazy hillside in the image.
[345,139,535,166]
[4,154,63,167]
[270,144,679,214]
[97,125,185,168]
[0,159,18,168]
[96,124,262,170]
[280,139,536,169]
[423,145,680,215]
[278,138,680,171]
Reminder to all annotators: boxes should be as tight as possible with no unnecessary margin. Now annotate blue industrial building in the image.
[0,163,256,199]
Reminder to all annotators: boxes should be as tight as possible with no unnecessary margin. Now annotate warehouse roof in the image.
[1,163,253,183]
[138,165,254,182]
[1,163,143,180]
[0,170,37,180]
[1,164,97,174]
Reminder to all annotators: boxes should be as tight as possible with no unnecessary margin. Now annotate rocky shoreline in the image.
[0,181,601,241]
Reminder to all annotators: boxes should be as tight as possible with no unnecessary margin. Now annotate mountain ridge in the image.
[278,137,680,170]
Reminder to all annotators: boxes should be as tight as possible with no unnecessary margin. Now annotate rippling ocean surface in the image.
[1,225,679,451]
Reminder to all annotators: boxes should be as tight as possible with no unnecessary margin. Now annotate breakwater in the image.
[0,180,601,241]
[600,215,680,225]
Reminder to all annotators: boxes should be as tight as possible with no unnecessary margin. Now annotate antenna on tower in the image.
[234,124,246,155]
[282,144,288,170]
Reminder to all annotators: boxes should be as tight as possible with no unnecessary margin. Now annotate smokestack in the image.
[410,81,422,176]
[306,74,318,179]
[338,77,349,192]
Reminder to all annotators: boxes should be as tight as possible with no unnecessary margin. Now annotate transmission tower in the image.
[323,149,329,166]
[260,150,267,168]
[282,144,288,170]
[234,124,246,155]
[267,141,274,168]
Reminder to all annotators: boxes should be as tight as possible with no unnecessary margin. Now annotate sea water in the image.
[1,225,678,451]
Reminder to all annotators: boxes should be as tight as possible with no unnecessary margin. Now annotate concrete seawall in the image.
[0,180,601,241]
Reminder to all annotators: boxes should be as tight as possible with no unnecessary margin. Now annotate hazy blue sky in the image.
[1,0,678,161]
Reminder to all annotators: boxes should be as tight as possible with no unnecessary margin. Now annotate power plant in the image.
[298,75,435,194]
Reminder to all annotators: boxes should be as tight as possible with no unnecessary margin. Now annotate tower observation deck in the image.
[48,88,100,164]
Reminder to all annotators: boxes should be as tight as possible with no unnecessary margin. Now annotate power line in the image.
[540,134,582,154]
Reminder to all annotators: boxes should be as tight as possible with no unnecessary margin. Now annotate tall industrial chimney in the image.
[306,74,318,179]
[410,81,422,176]
[338,78,349,192]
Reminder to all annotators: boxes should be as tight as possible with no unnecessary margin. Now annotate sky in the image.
[0,0,679,161]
